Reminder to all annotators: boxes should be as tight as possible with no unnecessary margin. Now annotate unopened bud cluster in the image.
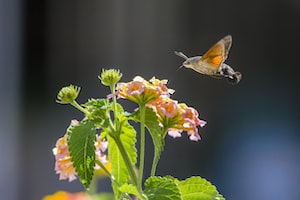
[57,85,80,104]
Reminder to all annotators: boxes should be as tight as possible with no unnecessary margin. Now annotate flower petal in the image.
[168,129,182,138]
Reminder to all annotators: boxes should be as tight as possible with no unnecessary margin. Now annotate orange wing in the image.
[199,35,232,70]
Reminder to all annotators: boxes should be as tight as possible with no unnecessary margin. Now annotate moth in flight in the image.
[175,35,241,84]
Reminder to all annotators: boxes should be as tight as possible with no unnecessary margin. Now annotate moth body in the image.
[183,56,221,76]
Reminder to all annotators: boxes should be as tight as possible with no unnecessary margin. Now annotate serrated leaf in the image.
[130,107,164,174]
[82,99,110,128]
[119,184,145,200]
[176,176,225,200]
[144,107,164,159]
[68,120,96,189]
[119,120,137,168]
[144,176,182,200]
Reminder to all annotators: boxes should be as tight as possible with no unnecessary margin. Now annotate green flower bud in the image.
[99,69,122,86]
[57,85,80,104]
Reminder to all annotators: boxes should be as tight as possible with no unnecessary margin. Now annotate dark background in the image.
[1,0,300,199]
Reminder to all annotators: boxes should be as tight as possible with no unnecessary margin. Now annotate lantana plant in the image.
[44,69,225,200]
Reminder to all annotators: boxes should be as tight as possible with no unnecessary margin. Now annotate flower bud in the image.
[56,85,80,104]
[99,69,122,87]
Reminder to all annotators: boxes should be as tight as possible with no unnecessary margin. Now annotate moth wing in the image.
[199,35,232,70]
[221,35,232,60]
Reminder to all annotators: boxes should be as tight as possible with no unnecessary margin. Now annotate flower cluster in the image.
[56,85,80,104]
[116,76,206,141]
[116,76,174,105]
[53,120,108,181]
[149,96,206,141]
[98,68,122,86]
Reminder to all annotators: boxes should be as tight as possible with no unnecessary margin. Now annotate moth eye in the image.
[184,61,190,65]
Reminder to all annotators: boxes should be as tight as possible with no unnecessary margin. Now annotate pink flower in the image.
[180,104,206,141]
[127,81,144,95]
[167,128,182,138]
[149,97,206,141]
[149,77,174,96]
[116,76,174,105]
[53,134,77,182]
[156,97,178,118]
[94,135,108,170]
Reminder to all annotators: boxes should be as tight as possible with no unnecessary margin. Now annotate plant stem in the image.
[138,104,146,190]
[109,84,137,183]
[110,85,118,121]
[95,160,133,199]
[95,159,114,181]
[95,160,118,187]
[71,101,90,116]
[113,135,138,186]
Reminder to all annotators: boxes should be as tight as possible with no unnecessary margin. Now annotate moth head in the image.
[183,57,201,69]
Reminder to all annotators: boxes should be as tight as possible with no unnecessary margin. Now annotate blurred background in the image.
[1,0,300,199]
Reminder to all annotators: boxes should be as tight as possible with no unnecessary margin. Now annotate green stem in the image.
[110,85,118,121]
[138,104,146,190]
[109,83,135,183]
[113,135,138,186]
[95,159,113,180]
[70,101,90,116]
[95,160,133,199]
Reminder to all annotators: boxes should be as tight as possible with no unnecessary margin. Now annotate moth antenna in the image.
[174,51,189,60]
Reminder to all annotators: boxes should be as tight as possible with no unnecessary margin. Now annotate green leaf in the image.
[119,184,146,200]
[119,119,138,168]
[144,107,164,161]
[144,176,182,200]
[131,107,164,175]
[176,176,225,200]
[67,120,96,189]
[82,98,110,128]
